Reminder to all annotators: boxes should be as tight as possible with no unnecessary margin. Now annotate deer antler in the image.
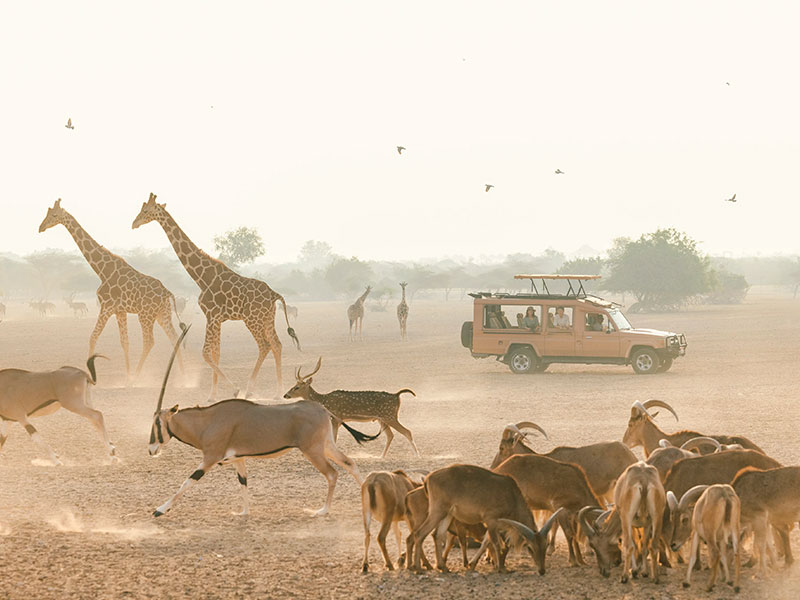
[298,357,322,381]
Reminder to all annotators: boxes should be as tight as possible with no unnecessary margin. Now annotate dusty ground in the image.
[0,290,799,599]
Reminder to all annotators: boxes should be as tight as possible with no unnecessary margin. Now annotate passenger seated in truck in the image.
[587,313,604,331]
[553,306,571,329]
[522,306,540,332]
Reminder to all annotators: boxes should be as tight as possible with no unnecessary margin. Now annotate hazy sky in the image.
[2,1,799,264]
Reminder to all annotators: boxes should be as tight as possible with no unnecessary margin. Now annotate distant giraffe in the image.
[347,286,371,341]
[396,282,409,340]
[132,193,299,400]
[39,199,184,382]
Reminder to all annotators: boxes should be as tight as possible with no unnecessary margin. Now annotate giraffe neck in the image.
[401,288,406,302]
[59,212,122,280]
[357,290,370,304]
[155,209,231,289]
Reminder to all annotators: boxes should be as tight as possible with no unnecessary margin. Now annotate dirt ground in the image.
[1,290,799,599]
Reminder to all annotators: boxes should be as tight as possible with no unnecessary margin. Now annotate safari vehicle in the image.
[460,274,687,375]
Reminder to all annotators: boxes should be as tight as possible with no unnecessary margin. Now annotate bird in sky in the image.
[485,184,494,192]
[554,169,564,175]
[65,118,74,130]
[396,146,405,155]
[725,82,731,86]
[725,193,737,203]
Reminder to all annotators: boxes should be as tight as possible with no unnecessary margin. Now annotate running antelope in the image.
[150,328,378,517]
[283,358,419,457]
[0,354,116,464]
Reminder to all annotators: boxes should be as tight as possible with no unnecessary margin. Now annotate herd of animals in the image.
[0,195,795,594]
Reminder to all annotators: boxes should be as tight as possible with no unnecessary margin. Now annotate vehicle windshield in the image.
[608,309,632,330]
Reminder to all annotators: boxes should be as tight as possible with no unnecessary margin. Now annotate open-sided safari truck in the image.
[460,274,687,374]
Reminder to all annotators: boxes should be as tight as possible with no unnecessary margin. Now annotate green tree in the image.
[557,256,605,276]
[605,228,714,310]
[324,257,373,296]
[298,240,334,270]
[705,268,750,304]
[213,227,265,268]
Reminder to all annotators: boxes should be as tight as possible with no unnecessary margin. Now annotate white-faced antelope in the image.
[149,328,377,517]
[0,354,116,464]
[283,358,419,457]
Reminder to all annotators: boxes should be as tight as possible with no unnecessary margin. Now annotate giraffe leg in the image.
[133,313,156,381]
[202,318,235,401]
[265,317,283,399]
[156,309,186,377]
[243,317,271,399]
[115,311,132,385]
[88,305,114,357]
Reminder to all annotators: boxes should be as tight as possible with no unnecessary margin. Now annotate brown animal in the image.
[283,358,419,457]
[347,286,371,341]
[396,282,409,340]
[646,437,721,482]
[622,400,764,457]
[578,507,622,578]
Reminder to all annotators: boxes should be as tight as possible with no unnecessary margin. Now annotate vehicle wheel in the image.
[508,348,536,374]
[631,348,660,375]
[657,357,673,373]
[534,362,549,373]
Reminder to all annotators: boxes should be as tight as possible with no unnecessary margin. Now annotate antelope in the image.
[646,436,722,482]
[614,461,666,584]
[493,453,605,566]
[283,358,419,457]
[29,300,53,317]
[361,469,422,572]
[64,294,88,317]
[623,400,765,457]
[149,328,377,518]
[404,485,486,570]
[410,464,561,574]
[578,507,622,578]
[491,421,637,499]
[732,466,800,574]
[682,484,742,592]
[0,354,116,464]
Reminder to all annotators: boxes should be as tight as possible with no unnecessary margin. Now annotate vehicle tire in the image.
[631,348,660,375]
[534,362,549,373]
[460,321,473,349]
[508,347,536,374]
[657,357,673,373]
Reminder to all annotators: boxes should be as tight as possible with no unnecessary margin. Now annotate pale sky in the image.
[2,1,799,264]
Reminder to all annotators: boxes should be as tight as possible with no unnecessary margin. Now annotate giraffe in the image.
[132,193,299,400]
[39,199,184,382]
[396,282,409,340]
[347,286,371,341]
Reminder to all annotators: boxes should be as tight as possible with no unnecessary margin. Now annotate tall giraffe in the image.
[39,199,184,382]
[396,282,409,340]
[132,193,299,400]
[347,286,371,341]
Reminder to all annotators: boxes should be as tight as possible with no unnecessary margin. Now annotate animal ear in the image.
[307,377,313,384]
[158,202,166,209]
[169,404,179,413]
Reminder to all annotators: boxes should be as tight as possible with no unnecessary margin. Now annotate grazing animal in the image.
[40,199,184,383]
[0,355,116,464]
[682,484,742,592]
[29,300,54,317]
[578,507,623,578]
[149,328,374,517]
[396,282,408,340]
[64,294,89,318]
[132,193,299,400]
[283,358,419,457]
[347,286,371,341]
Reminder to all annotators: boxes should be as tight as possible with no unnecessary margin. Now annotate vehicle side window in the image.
[484,305,541,332]
[547,306,573,331]
[585,312,609,332]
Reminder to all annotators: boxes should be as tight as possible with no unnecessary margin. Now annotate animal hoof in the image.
[620,576,629,584]
[734,586,740,593]
[682,582,690,588]
[153,510,164,517]
[361,564,368,574]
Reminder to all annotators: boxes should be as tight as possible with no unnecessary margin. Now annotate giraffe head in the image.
[400,282,408,290]
[38,198,67,233]
[132,193,166,229]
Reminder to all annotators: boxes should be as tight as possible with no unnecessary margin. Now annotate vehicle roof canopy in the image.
[513,273,601,298]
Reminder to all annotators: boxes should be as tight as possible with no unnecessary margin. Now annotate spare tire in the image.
[460,321,474,349]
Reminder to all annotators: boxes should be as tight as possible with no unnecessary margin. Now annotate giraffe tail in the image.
[276,294,301,351]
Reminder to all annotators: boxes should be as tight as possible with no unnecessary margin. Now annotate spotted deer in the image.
[283,357,419,457]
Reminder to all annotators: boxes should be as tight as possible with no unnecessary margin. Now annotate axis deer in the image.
[149,328,377,517]
[0,355,116,464]
[283,357,419,457]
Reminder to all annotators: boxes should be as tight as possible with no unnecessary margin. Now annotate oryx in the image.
[149,326,378,517]
[0,354,116,464]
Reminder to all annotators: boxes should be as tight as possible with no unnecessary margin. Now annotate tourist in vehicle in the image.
[522,306,540,331]
[587,313,604,331]
[553,306,571,329]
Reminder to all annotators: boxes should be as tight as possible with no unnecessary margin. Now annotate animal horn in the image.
[642,399,679,421]
[515,421,549,440]
[578,506,600,537]
[496,518,538,545]
[678,485,709,511]
[539,507,564,539]
[680,436,722,453]
[658,439,672,448]
[666,490,679,513]
[631,400,652,418]
[155,324,191,413]
[298,357,322,381]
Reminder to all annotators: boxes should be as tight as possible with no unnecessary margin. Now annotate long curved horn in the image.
[631,400,652,417]
[496,518,538,545]
[515,421,549,440]
[598,509,621,534]
[578,506,600,537]
[680,436,722,453]
[642,399,679,421]
[666,490,679,513]
[678,484,709,511]
[539,507,564,539]
[298,356,322,381]
[658,439,672,448]
[155,324,191,413]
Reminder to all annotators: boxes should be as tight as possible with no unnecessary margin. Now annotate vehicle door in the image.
[542,305,576,356]
[473,302,542,356]
[576,310,621,357]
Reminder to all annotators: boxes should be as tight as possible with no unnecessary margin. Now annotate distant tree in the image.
[324,257,373,296]
[704,268,750,304]
[25,250,95,298]
[213,227,265,268]
[298,240,334,270]
[605,228,714,310]
[557,256,605,276]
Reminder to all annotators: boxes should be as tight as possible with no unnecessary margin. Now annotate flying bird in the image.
[65,118,74,130]
[725,193,737,203]
[396,146,405,155]
[725,82,731,86]
[485,184,494,192]
[554,169,564,175]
